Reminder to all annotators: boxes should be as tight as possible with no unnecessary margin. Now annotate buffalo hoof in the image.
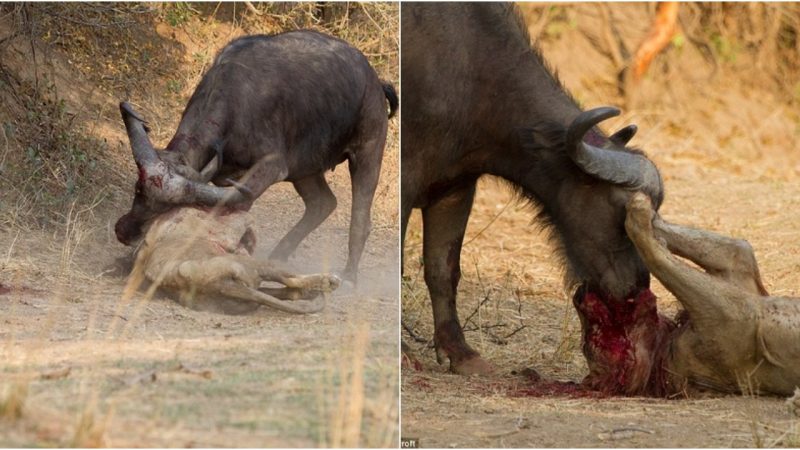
[452,355,495,376]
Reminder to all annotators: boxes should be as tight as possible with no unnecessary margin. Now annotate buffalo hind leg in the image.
[341,136,385,285]
[270,173,337,261]
[653,216,768,296]
[625,193,758,328]
[423,182,493,375]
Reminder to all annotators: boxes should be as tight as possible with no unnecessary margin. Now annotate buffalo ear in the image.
[517,121,565,152]
[609,124,638,146]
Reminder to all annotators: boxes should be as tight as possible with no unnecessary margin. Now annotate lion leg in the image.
[653,217,768,296]
[258,286,321,301]
[625,193,758,328]
[251,259,341,292]
[175,256,259,288]
[206,280,325,314]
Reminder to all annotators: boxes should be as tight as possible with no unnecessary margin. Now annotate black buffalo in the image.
[401,3,663,374]
[116,30,398,283]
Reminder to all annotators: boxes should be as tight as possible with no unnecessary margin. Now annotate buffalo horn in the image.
[119,102,158,167]
[190,181,252,206]
[198,155,220,183]
[609,124,638,146]
[121,102,250,207]
[198,138,227,183]
[566,107,661,193]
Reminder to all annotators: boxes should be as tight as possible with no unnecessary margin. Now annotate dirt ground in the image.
[0,3,398,447]
[401,4,800,448]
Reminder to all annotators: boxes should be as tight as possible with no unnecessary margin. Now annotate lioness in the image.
[132,207,340,315]
[575,192,800,396]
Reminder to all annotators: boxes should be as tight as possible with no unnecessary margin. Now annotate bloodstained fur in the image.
[575,285,676,397]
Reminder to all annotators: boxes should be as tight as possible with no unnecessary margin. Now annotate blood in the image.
[0,283,42,295]
[409,377,432,391]
[403,357,424,372]
[574,285,675,396]
[149,175,163,189]
[510,380,608,399]
[434,319,479,362]
[194,204,251,216]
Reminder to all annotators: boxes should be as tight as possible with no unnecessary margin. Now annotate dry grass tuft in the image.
[325,323,370,448]
[0,382,28,421]
[70,398,110,448]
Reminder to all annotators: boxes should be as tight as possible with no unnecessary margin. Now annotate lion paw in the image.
[625,192,655,236]
[288,274,341,292]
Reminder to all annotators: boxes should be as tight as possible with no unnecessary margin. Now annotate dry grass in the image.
[0,383,28,421]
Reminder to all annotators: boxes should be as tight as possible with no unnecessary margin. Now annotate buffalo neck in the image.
[165,126,221,171]
[165,95,229,170]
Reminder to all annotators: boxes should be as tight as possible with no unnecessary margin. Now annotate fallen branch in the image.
[630,2,679,82]
[402,319,428,343]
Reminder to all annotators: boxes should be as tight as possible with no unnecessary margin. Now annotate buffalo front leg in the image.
[423,182,493,375]
[270,173,337,261]
[625,193,758,329]
[224,153,289,210]
[653,216,768,296]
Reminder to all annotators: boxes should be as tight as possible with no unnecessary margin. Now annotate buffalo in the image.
[401,3,662,374]
[116,30,398,284]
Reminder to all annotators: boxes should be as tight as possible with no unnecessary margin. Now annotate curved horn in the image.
[566,107,662,194]
[120,103,253,207]
[190,180,253,207]
[173,153,220,183]
[197,155,220,183]
[609,124,638,146]
[198,138,226,183]
[119,102,158,167]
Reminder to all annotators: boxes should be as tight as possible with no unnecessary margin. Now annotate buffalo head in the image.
[114,102,250,245]
[547,107,664,300]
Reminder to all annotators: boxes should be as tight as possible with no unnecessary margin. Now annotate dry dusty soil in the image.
[402,4,800,448]
[1,179,400,447]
